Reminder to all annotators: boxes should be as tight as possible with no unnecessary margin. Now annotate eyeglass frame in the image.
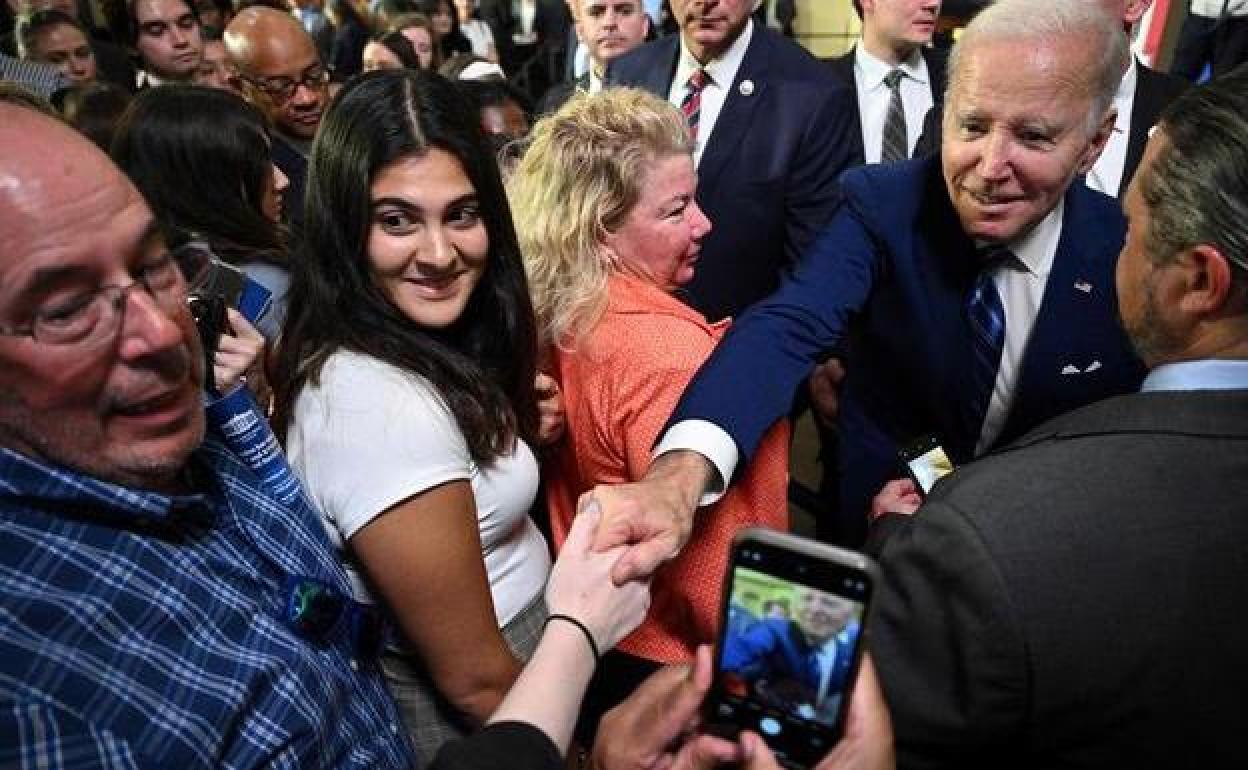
[237,62,329,106]
[0,240,214,348]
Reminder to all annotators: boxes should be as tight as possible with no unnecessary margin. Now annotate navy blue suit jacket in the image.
[607,27,861,321]
[672,157,1146,518]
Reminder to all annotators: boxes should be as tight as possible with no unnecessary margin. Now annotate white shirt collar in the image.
[674,17,754,91]
[853,41,929,90]
[1114,56,1138,133]
[136,70,167,89]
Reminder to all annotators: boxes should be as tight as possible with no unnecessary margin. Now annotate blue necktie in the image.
[965,249,1011,443]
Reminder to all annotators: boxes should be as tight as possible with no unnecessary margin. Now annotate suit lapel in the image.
[1007,184,1120,434]
[697,29,771,192]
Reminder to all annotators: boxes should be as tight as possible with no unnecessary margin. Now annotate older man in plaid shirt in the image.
[0,97,414,768]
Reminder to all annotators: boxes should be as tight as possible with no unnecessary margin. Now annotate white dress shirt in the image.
[852,43,934,164]
[667,19,755,167]
[1086,57,1137,198]
[975,201,1064,453]
[512,0,538,44]
[1191,0,1248,18]
[654,203,1066,502]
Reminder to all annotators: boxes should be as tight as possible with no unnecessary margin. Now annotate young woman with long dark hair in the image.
[272,69,549,765]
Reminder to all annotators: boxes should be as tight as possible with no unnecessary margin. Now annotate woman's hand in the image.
[212,308,266,395]
[545,501,650,655]
[535,372,566,446]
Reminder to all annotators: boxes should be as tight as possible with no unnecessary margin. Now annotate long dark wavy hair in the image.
[110,84,287,267]
[271,69,538,463]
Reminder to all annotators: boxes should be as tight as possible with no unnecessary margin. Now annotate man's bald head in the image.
[0,104,129,257]
[224,7,327,139]
[0,103,205,492]
[224,6,311,71]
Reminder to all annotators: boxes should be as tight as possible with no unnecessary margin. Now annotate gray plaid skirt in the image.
[380,591,548,768]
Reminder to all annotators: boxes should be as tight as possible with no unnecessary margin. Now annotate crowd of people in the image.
[2,0,1247,767]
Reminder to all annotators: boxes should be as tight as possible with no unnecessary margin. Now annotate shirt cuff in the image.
[653,419,739,507]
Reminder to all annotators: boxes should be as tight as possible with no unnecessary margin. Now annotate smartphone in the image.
[898,435,954,497]
[188,292,227,375]
[185,253,247,383]
[705,528,877,769]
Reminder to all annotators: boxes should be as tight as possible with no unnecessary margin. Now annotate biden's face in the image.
[942,36,1111,244]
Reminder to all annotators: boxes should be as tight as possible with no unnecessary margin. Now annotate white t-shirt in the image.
[461,18,495,59]
[285,350,550,626]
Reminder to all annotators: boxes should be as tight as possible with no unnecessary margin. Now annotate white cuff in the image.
[653,419,739,507]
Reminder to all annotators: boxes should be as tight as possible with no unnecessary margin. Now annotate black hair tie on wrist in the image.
[545,613,600,663]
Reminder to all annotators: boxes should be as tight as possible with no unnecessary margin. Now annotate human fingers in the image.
[813,655,895,770]
[594,648,715,770]
[224,307,264,343]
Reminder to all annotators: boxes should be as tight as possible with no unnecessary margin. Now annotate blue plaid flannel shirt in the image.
[0,436,417,769]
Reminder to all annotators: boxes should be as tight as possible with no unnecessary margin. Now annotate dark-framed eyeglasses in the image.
[0,241,214,348]
[282,575,389,662]
[239,64,328,105]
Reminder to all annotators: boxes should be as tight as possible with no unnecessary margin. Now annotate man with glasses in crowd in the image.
[225,6,328,231]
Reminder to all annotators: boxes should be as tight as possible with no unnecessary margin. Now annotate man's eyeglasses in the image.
[283,575,389,662]
[0,241,213,347]
[240,64,328,105]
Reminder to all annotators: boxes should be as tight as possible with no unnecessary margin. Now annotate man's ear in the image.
[1178,243,1238,319]
[1123,0,1153,28]
[1076,106,1117,175]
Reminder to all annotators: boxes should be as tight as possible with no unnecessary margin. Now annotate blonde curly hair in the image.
[508,87,693,349]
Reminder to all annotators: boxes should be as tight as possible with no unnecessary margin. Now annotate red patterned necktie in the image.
[680,68,709,142]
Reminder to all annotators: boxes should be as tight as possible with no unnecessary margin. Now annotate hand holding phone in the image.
[705,529,877,769]
[898,436,955,497]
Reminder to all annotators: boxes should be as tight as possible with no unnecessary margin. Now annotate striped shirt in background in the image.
[0,52,68,100]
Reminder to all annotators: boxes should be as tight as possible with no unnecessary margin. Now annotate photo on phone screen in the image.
[707,530,875,768]
[901,436,954,495]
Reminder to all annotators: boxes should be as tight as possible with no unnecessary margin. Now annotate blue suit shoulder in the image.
[831,156,946,236]
[1068,177,1126,228]
[1063,178,1127,260]
[838,157,936,204]
[606,34,679,87]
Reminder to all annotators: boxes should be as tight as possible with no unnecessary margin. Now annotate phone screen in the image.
[708,534,873,768]
[906,443,954,495]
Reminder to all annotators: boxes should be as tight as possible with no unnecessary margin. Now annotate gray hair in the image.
[947,0,1128,136]
[1139,68,1248,291]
